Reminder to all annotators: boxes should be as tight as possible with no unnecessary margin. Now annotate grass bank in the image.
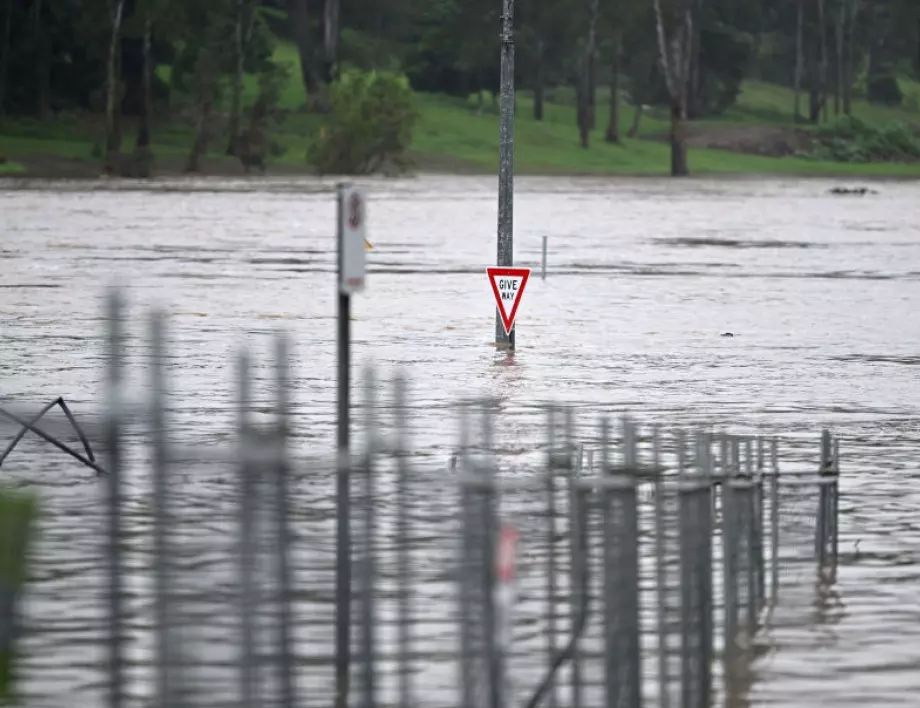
[1,40,919,179]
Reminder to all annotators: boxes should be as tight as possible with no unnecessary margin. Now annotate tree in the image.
[0,0,11,117]
[605,31,622,143]
[289,0,318,107]
[653,0,694,175]
[227,0,254,154]
[323,0,340,84]
[185,43,218,173]
[841,0,858,114]
[133,7,153,176]
[104,0,126,175]
[308,69,418,175]
[817,0,828,121]
[794,0,804,121]
[576,0,600,149]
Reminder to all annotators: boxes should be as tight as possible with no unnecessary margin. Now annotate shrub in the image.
[0,487,38,705]
[308,69,418,175]
[811,115,920,163]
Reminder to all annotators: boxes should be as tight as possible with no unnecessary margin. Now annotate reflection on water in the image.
[2,175,920,706]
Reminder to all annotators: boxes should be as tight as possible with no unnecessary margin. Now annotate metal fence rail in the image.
[0,291,841,708]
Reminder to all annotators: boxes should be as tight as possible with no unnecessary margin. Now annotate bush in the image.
[811,115,920,163]
[0,487,38,705]
[307,69,418,175]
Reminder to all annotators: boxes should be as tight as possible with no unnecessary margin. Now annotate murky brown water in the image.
[2,175,920,707]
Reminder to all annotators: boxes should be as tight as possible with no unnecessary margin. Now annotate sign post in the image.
[495,0,516,349]
[487,267,530,337]
[494,524,518,702]
[335,182,366,708]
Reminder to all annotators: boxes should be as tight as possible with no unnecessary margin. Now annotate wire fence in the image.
[0,291,841,708]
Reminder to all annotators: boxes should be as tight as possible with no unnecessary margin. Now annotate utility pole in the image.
[495,0,516,349]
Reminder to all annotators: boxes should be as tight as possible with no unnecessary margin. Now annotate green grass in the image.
[3,38,920,178]
[409,79,920,176]
[0,160,26,174]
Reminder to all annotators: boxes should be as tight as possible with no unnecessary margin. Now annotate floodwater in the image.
[2,175,920,707]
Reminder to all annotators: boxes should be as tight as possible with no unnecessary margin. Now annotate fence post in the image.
[480,405,502,708]
[237,350,260,708]
[678,477,712,708]
[393,374,413,707]
[149,309,176,708]
[544,406,558,708]
[652,425,669,708]
[769,439,780,605]
[273,334,296,708]
[568,442,585,708]
[359,368,379,708]
[601,418,642,708]
[104,288,126,708]
[457,405,476,708]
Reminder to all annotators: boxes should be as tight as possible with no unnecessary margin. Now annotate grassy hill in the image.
[1,39,919,178]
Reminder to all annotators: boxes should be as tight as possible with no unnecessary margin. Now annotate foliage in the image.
[0,487,38,705]
[237,61,291,171]
[307,69,418,175]
[811,116,920,163]
[696,23,755,116]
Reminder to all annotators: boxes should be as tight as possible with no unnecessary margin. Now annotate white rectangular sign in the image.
[339,184,367,295]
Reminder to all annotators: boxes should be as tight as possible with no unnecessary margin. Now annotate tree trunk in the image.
[104,0,126,175]
[289,0,318,107]
[817,0,828,122]
[33,0,49,119]
[322,0,340,84]
[653,0,693,176]
[842,0,856,114]
[186,53,216,173]
[131,13,153,178]
[834,0,843,116]
[576,78,589,148]
[585,0,599,133]
[0,0,12,118]
[605,35,621,143]
[866,0,876,99]
[136,14,152,152]
[533,36,544,120]
[794,0,804,122]
[670,101,688,176]
[915,17,920,78]
[627,103,643,138]
[687,0,703,118]
[808,51,822,122]
[227,0,246,155]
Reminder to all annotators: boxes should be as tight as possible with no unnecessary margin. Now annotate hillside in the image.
[1,40,919,179]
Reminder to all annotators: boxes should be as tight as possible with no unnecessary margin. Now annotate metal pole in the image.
[149,309,174,708]
[361,368,378,708]
[104,288,125,708]
[545,407,557,708]
[393,374,412,708]
[495,0,516,349]
[652,426,669,708]
[274,334,296,708]
[770,439,780,605]
[541,236,547,281]
[335,183,353,708]
[237,350,259,708]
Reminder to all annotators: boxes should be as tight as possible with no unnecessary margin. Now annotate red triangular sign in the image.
[487,267,531,335]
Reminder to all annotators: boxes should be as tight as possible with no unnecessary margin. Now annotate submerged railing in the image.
[0,290,840,708]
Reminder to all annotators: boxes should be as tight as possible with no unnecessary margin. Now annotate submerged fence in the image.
[0,292,840,708]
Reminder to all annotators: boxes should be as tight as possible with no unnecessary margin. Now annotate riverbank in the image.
[2,45,919,180]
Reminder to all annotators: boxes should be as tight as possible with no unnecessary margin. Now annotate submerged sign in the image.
[487,267,531,335]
